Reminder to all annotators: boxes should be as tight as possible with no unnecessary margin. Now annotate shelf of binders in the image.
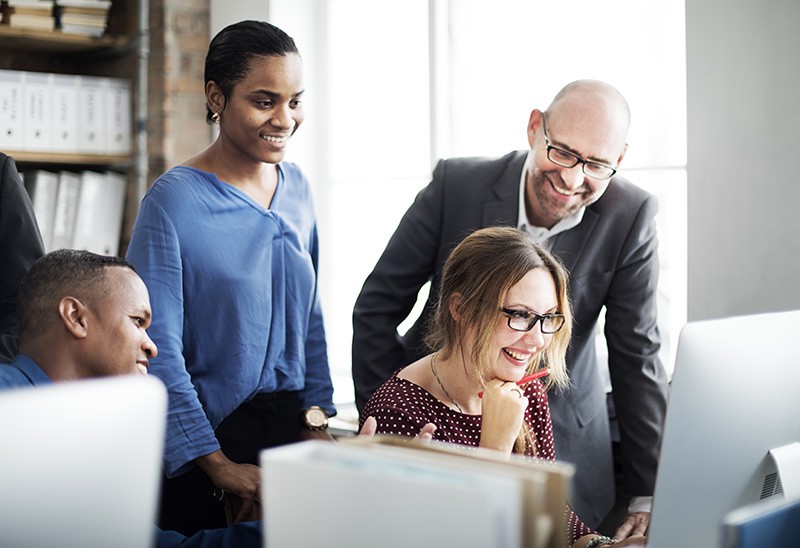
[7,151,130,165]
[0,25,129,54]
[1,69,133,166]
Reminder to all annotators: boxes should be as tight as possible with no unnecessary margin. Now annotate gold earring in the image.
[211,112,221,124]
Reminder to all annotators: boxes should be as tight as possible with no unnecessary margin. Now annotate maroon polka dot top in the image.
[362,371,595,546]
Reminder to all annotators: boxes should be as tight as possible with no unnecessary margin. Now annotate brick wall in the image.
[120,0,211,253]
[147,0,212,178]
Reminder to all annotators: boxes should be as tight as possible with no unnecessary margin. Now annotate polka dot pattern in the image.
[362,372,596,546]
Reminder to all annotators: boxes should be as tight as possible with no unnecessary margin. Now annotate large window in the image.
[268,0,687,405]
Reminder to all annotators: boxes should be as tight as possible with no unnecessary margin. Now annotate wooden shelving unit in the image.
[2,150,131,166]
[0,0,146,255]
[0,25,129,54]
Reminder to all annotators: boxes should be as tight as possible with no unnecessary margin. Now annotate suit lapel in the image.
[549,207,599,274]
[482,151,527,227]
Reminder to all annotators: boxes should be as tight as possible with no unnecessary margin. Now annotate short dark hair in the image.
[204,20,299,123]
[18,249,135,337]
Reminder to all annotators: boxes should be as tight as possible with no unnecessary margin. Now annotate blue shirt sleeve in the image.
[297,223,335,415]
[127,193,220,477]
[155,521,261,548]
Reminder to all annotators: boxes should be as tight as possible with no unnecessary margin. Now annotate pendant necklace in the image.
[430,353,464,414]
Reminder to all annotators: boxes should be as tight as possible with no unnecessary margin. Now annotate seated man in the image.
[0,249,259,547]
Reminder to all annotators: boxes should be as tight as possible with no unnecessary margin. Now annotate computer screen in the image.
[0,375,167,548]
[721,494,800,548]
[647,309,800,548]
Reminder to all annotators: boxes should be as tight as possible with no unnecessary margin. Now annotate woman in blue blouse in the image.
[126,21,335,535]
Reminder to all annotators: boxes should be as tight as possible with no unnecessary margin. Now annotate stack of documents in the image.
[261,436,573,548]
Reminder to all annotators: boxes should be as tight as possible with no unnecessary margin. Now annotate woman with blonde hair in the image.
[362,226,644,548]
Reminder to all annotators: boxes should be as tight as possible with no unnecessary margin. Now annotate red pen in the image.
[477,368,550,398]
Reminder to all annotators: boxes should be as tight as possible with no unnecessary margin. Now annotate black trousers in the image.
[158,391,302,536]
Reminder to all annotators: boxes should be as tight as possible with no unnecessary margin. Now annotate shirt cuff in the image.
[628,496,653,513]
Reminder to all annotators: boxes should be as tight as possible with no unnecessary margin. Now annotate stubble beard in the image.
[529,169,585,226]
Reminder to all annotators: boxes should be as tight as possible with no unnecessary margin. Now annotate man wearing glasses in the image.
[352,80,668,542]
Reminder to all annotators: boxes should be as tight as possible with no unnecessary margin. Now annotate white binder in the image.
[77,75,106,154]
[51,171,82,250]
[23,170,61,252]
[105,78,132,155]
[22,71,53,152]
[72,170,127,255]
[51,74,81,154]
[0,70,26,151]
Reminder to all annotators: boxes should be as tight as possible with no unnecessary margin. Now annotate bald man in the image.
[352,80,668,540]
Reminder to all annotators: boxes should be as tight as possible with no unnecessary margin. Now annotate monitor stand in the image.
[765,442,800,499]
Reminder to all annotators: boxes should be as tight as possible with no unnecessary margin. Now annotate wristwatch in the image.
[301,406,329,431]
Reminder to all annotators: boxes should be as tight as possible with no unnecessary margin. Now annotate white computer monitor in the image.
[0,375,167,548]
[647,309,800,548]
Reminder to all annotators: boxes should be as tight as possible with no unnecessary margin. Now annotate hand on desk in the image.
[611,536,646,547]
[358,416,437,440]
[196,450,262,523]
[613,511,649,541]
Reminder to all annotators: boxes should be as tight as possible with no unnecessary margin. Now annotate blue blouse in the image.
[126,164,335,477]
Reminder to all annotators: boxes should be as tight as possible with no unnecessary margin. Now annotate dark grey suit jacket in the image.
[352,150,668,526]
[0,153,45,362]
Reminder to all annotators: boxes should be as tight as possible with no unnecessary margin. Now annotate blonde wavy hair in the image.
[425,227,573,453]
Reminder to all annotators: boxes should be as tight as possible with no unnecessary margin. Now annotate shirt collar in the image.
[517,149,585,243]
[11,354,53,386]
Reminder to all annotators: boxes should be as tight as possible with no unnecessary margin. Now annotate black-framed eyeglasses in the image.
[541,113,617,180]
[500,307,565,334]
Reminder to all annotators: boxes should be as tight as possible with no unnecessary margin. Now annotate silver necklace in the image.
[430,354,464,414]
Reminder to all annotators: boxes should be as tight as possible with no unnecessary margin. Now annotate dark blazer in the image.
[0,153,45,362]
[352,150,668,526]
